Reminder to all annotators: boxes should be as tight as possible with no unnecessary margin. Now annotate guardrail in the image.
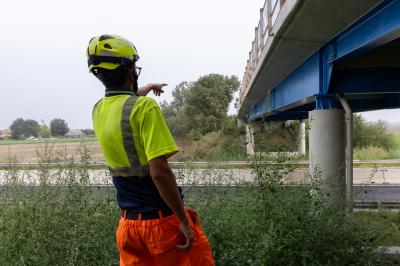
[2,160,400,168]
[239,0,286,107]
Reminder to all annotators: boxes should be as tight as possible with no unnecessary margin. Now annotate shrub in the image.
[186,131,246,161]
[0,144,119,265]
[353,114,396,150]
[0,141,397,265]
[254,122,298,152]
[187,128,203,141]
[354,146,400,160]
[248,153,391,265]
[221,116,238,136]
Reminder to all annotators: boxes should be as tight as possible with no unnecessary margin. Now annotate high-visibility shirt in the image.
[93,92,182,212]
[93,93,179,177]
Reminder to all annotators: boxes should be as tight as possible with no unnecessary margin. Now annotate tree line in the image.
[353,114,395,150]
[9,118,70,140]
[161,73,240,140]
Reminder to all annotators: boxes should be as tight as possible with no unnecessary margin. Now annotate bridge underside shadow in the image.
[249,36,400,122]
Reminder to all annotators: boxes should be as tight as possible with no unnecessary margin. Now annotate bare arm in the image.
[137,83,167,96]
[149,156,194,251]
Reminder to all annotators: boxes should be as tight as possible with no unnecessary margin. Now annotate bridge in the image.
[238,0,400,207]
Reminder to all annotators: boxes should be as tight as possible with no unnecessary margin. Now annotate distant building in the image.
[0,129,11,140]
[65,129,84,138]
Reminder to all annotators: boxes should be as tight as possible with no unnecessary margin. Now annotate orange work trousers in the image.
[116,209,215,266]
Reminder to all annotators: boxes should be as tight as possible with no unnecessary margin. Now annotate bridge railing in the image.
[239,0,286,107]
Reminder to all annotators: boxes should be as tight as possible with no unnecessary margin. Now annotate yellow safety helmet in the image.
[87,34,139,71]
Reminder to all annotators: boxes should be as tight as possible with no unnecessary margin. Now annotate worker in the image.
[87,34,214,266]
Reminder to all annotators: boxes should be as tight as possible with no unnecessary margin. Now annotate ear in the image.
[127,69,135,82]
[130,69,139,92]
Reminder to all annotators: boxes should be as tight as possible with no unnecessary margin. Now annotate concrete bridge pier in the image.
[238,118,256,157]
[309,109,346,207]
[298,119,306,155]
[246,124,255,156]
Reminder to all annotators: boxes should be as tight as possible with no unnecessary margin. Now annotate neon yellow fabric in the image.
[93,95,179,169]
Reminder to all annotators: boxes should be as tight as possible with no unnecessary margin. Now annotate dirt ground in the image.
[0,139,188,163]
[0,141,104,163]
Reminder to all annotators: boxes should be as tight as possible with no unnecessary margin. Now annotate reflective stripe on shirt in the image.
[117,95,150,177]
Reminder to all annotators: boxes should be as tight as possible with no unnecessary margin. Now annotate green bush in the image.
[187,128,203,141]
[254,122,298,153]
[353,114,396,150]
[187,131,246,161]
[0,143,119,265]
[190,188,264,266]
[0,173,119,265]
[248,153,393,266]
[1,142,398,265]
[354,146,400,160]
[221,116,238,136]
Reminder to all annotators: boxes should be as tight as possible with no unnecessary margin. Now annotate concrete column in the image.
[309,109,346,207]
[298,119,306,155]
[237,118,245,128]
[246,124,255,156]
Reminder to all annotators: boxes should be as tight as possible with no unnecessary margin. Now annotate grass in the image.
[1,184,400,266]
[352,134,400,160]
[0,136,97,145]
[354,210,400,246]
[354,146,400,160]
[175,131,247,162]
[0,185,119,265]
[1,143,400,265]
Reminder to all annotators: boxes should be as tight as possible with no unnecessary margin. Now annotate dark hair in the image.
[91,66,130,89]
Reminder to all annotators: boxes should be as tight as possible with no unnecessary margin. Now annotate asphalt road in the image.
[354,185,400,208]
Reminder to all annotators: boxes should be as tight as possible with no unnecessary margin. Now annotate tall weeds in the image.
[250,152,389,265]
[0,141,398,265]
[0,141,118,266]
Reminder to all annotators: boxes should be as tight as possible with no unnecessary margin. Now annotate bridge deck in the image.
[239,0,400,121]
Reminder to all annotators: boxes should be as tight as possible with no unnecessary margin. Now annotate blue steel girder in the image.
[248,53,320,121]
[334,0,400,61]
[316,43,336,110]
[247,0,400,122]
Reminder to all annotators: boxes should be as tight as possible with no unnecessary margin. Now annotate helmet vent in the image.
[104,44,112,49]
[99,35,114,41]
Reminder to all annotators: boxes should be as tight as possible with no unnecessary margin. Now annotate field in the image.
[0,136,97,146]
[0,138,192,163]
[0,138,103,163]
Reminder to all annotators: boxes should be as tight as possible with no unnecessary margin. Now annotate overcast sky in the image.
[0,0,399,130]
